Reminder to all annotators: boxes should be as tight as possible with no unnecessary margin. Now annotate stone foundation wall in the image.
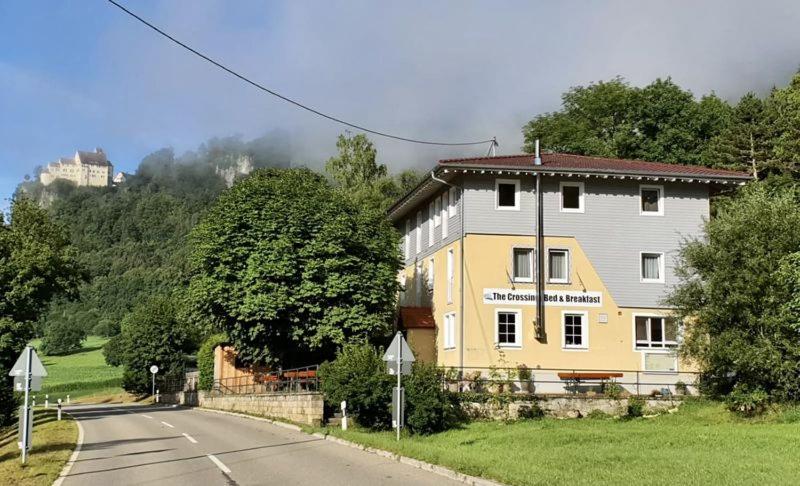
[464,397,682,420]
[198,392,324,426]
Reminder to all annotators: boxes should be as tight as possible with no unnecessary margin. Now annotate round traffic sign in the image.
[149,365,159,374]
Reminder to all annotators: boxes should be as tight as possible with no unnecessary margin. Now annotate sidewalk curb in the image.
[52,412,84,486]
[189,405,504,486]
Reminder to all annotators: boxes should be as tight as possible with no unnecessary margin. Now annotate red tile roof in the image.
[439,153,750,179]
[399,307,435,329]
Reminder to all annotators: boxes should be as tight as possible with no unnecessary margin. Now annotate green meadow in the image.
[29,336,123,402]
[320,400,800,486]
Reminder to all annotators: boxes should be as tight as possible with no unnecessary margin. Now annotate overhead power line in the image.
[106,0,496,147]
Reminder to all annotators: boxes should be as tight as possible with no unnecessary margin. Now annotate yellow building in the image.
[390,151,750,394]
[39,148,113,187]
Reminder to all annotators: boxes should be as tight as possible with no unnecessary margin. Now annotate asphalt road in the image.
[61,403,461,486]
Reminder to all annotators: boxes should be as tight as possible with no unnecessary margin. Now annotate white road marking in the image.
[207,454,231,474]
[182,433,198,444]
[160,421,174,428]
[142,414,153,419]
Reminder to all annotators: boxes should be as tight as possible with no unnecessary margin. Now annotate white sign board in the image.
[483,289,602,307]
[8,349,47,378]
[382,334,415,364]
[14,376,41,392]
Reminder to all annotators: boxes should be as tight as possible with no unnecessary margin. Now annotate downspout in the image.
[430,171,465,372]
[534,140,546,341]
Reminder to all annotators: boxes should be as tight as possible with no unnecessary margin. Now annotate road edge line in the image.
[189,405,503,486]
[52,412,84,486]
[189,406,302,432]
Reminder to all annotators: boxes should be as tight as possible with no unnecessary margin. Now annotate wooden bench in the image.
[282,370,317,380]
[558,372,624,394]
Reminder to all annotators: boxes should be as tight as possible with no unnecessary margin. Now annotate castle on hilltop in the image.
[40,148,114,187]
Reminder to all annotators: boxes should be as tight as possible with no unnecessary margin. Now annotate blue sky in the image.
[3,1,800,208]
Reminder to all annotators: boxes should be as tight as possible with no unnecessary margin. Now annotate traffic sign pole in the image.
[21,346,31,464]
[396,333,401,441]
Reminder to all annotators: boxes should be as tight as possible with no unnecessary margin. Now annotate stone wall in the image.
[463,397,682,420]
[159,390,324,426]
[200,392,324,426]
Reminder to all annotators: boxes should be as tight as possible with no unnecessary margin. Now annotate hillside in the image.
[22,134,292,340]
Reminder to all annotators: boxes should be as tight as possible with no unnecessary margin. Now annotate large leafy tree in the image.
[522,77,733,166]
[668,181,800,399]
[0,196,79,424]
[325,133,423,212]
[105,296,191,394]
[186,168,401,366]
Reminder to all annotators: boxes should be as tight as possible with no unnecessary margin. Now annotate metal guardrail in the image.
[211,364,320,396]
[437,366,701,397]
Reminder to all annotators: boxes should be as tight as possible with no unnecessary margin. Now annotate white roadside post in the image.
[45,394,49,409]
[66,395,70,405]
[57,399,62,421]
[340,401,347,431]
[150,365,159,400]
[382,332,415,441]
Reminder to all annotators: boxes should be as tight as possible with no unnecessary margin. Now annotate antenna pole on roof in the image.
[486,137,498,157]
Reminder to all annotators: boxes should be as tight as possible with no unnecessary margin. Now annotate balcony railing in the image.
[211,365,320,396]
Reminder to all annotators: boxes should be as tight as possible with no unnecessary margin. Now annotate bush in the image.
[627,396,645,418]
[604,381,623,399]
[405,362,455,434]
[198,333,228,391]
[518,403,545,420]
[586,409,610,420]
[319,343,393,429]
[727,383,770,417]
[41,320,86,355]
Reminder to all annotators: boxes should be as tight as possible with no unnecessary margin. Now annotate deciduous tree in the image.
[187,168,400,366]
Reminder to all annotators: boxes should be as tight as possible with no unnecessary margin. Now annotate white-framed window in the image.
[559,181,584,213]
[443,312,456,349]
[548,249,570,284]
[495,309,522,348]
[428,202,435,247]
[427,257,435,292]
[441,193,448,239]
[640,252,664,283]
[640,185,664,216]
[403,219,410,260]
[512,247,534,283]
[446,248,454,304]
[634,315,678,349]
[434,197,441,227]
[562,311,588,350]
[495,178,520,211]
[448,187,458,216]
[415,211,422,254]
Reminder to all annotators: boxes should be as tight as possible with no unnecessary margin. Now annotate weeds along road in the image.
[61,404,459,486]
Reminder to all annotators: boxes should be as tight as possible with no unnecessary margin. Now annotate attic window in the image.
[495,179,520,210]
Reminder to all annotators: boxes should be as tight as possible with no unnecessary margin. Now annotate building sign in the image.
[483,288,602,307]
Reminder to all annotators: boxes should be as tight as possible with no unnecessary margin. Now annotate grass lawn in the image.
[0,409,78,485]
[29,336,124,403]
[320,400,800,486]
